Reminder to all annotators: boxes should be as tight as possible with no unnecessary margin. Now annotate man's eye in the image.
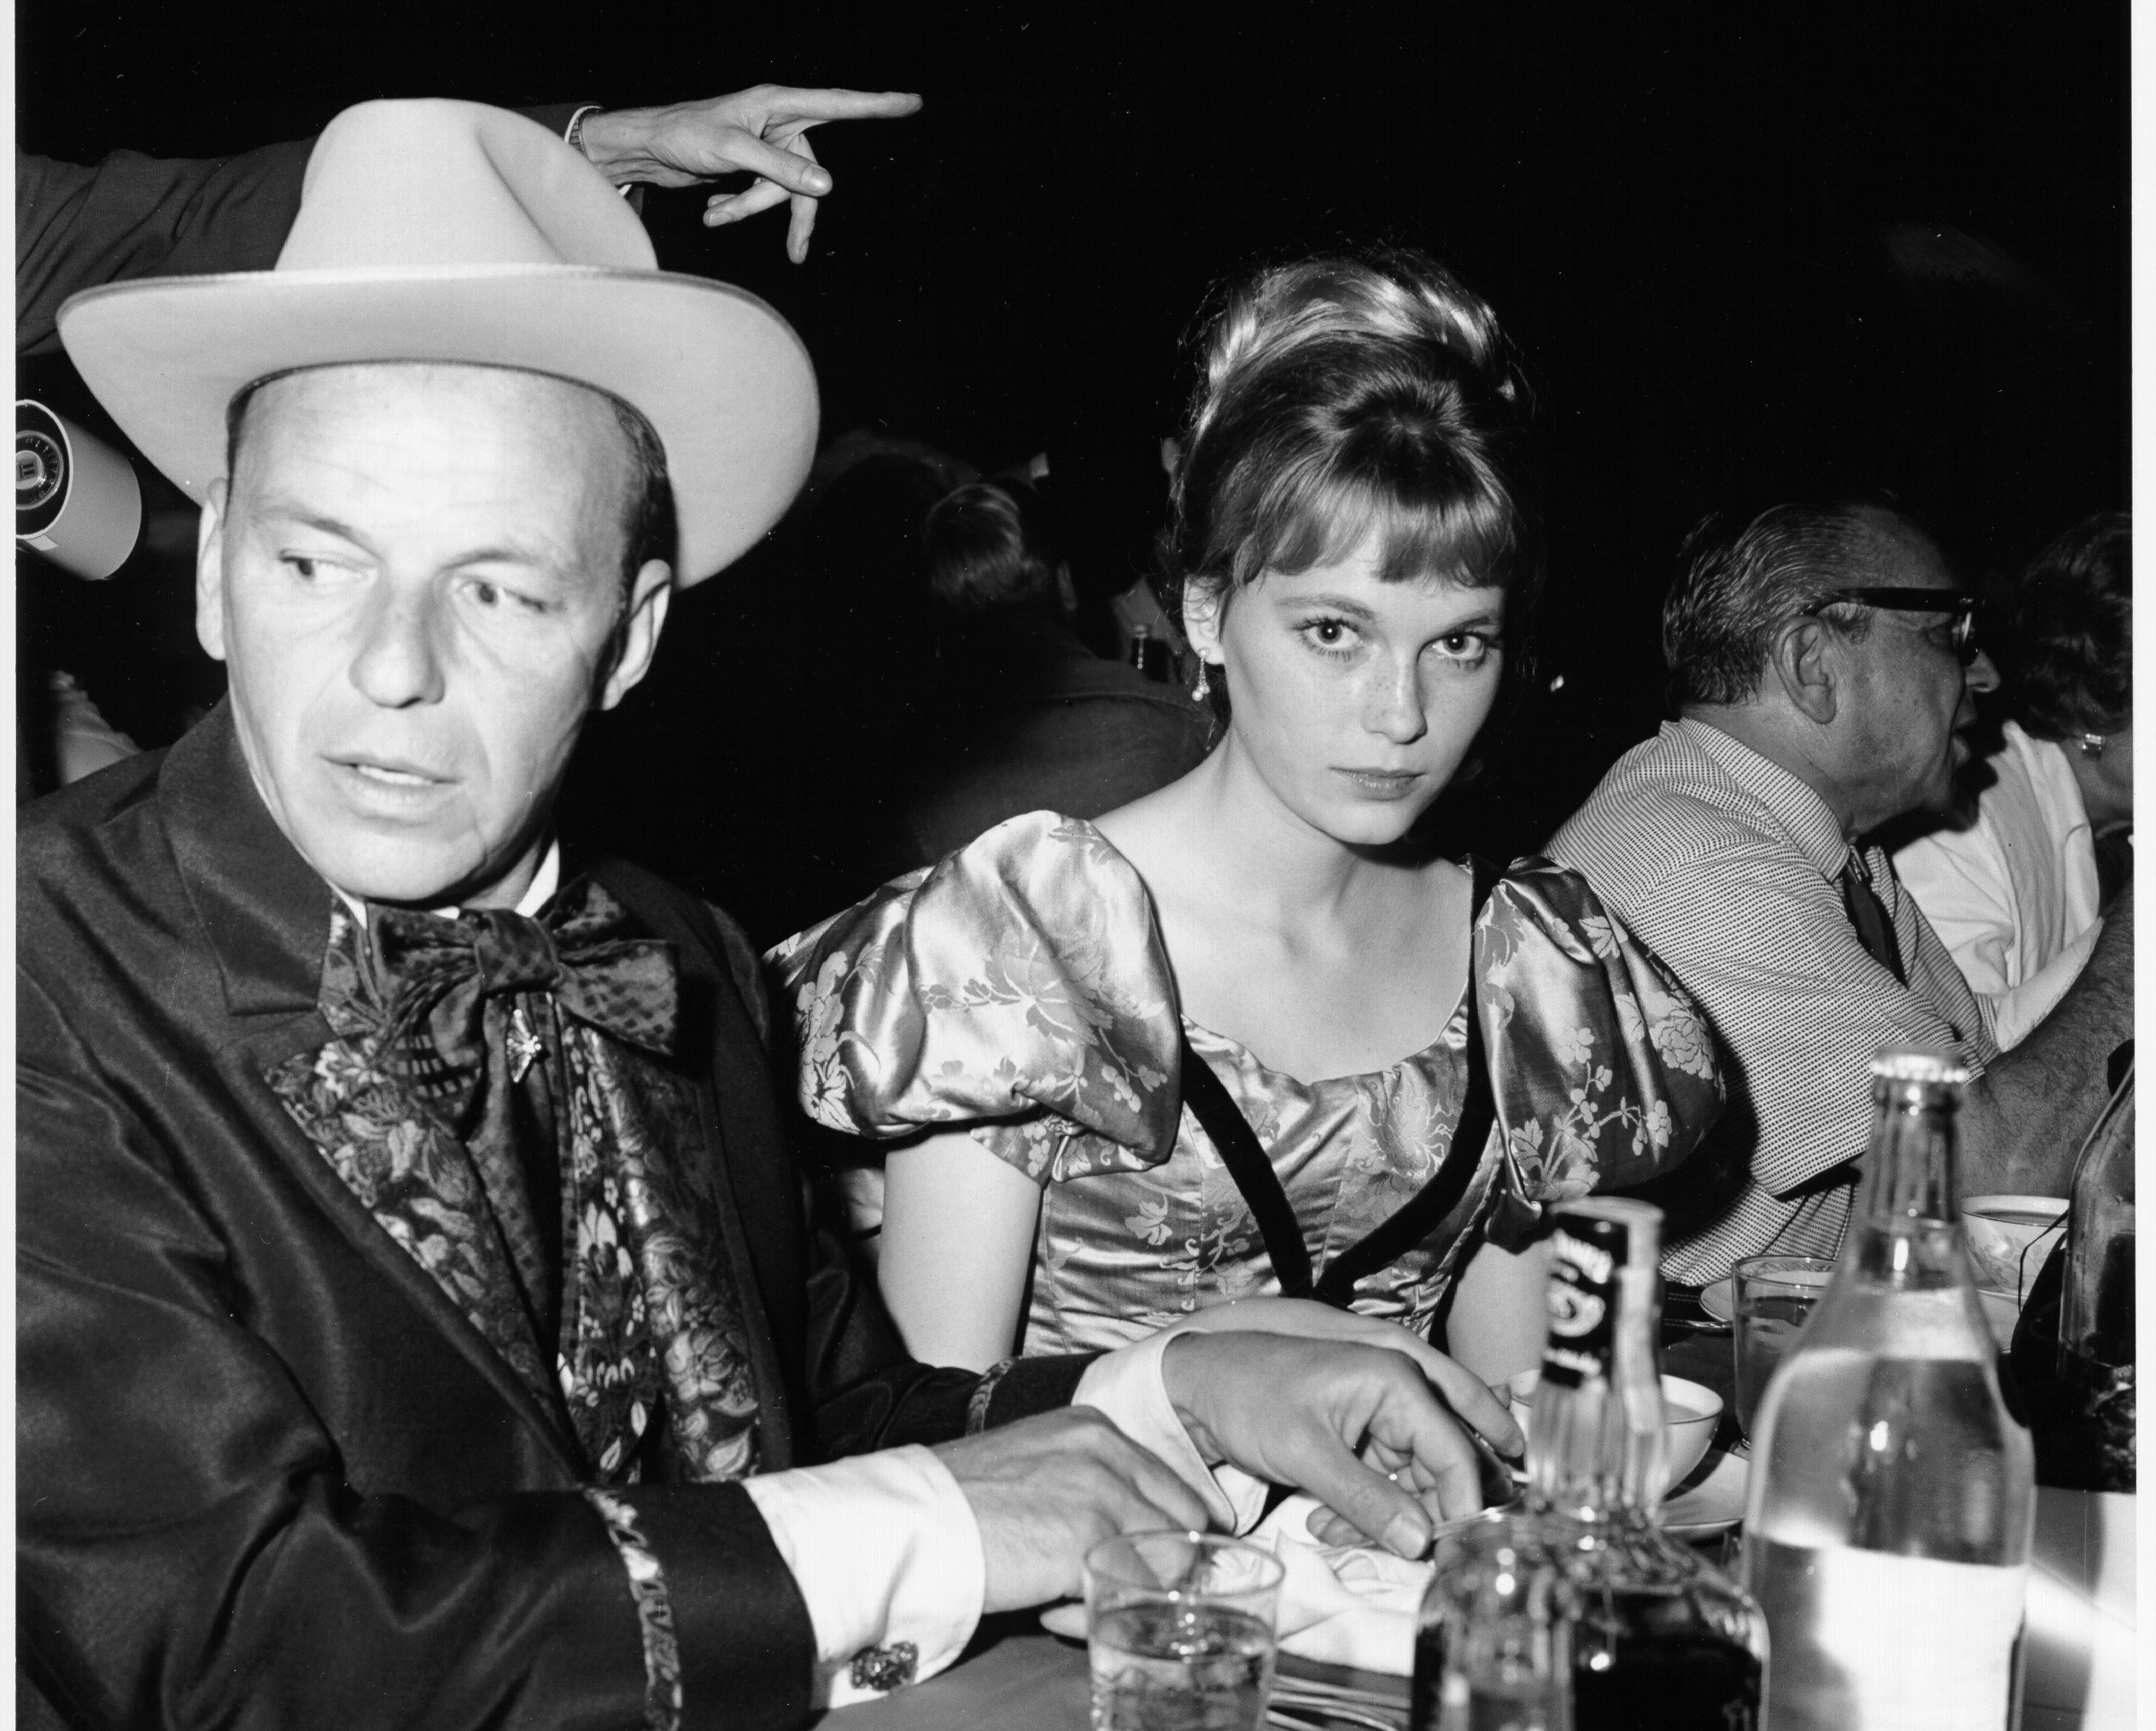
[283,555,327,580]
[465,577,548,615]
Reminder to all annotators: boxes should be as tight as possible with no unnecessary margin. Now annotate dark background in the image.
[18,1,2128,941]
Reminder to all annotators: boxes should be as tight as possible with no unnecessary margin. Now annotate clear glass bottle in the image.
[2052,1060,2134,1491]
[1411,1511,1572,1731]
[1414,1199,1767,1730]
[1742,1050,2035,1731]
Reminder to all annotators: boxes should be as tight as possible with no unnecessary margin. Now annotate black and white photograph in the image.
[15,5,2136,1727]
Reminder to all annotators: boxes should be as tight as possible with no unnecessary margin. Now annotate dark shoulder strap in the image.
[1189,857,1502,1312]
[1177,1028,1317,1297]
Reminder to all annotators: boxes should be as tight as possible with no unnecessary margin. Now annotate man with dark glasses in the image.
[1812,584,1982,664]
[1548,500,2133,1290]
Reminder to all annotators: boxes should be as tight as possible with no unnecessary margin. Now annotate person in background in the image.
[20,104,1522,1729]
[771,250,1722,1414]
[1548,501,2134,1290]
[1892,512,2129,1050]
[896,474,1215,866]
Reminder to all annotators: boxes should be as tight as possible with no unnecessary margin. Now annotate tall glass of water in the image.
[1730,1254,1834,1440]
[1086,1531,1283,1731]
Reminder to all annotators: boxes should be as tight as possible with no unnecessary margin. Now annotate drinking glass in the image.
[1085,1530,1283,1731]
[1731,1254,1834,1440]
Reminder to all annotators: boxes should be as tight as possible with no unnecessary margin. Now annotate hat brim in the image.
[56,264,818,584]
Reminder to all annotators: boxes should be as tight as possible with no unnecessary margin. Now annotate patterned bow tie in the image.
[370,875,680,1131]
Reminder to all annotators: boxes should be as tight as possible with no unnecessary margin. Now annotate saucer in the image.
[1699,1278,1735,1323]
[1662,1449,1748,1537]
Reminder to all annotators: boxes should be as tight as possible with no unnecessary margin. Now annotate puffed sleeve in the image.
[1476,858,1726,1247]
[766,813,1183,1183]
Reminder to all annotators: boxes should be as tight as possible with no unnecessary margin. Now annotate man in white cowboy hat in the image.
[18,100,1523,1729]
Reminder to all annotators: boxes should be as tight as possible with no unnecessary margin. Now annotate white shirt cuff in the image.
[1072,1328,1271,1535]
[740,1444,983,1709]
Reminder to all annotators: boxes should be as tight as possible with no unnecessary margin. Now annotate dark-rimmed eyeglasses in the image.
[1810,586,1981,665]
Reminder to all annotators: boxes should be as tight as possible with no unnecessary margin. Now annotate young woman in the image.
[770,250,1722,1384]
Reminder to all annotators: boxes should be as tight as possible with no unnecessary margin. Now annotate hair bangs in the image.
[1225,441,1520,594]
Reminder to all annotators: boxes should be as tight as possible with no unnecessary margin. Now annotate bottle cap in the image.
[1870,1048,1971,1087]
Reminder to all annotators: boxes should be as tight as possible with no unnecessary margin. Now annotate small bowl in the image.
[1961,1195,2067,1301]
[1507,1371,1722,1493]
[1976,1287,2020,1350]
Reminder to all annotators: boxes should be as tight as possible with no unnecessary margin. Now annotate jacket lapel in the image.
[164,704,581,1470]
[588,858,802,1471]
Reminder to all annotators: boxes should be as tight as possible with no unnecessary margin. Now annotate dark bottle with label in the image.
[1413,1199,1765,1730]
[1533,1199,1765,1729]
[2055,1060,2134,1491]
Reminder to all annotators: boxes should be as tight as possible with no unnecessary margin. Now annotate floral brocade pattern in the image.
[266,935,556,1400]
[772,813,1725,1351]
[582,1487,684,1731]
[268,903,760,1484]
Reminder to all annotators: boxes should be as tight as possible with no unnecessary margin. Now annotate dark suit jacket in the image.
[897,610,1215,869]
[16,105,582,355]
[17,704,1089,1731]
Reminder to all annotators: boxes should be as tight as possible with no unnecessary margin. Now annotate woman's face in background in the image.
[1188,532,1506,848]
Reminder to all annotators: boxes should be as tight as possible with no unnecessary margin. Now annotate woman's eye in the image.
[1302,619,1357,653]
[1435,632,1493,662]
[283,555,327,580]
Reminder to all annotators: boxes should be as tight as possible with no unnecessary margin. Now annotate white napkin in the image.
[1247,1495,1433,1675]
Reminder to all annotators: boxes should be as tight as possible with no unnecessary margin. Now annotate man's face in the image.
[1830,516,1997,832]
[198,364,671,908]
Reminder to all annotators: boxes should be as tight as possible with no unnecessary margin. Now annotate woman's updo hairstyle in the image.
[1158,248,1540,644]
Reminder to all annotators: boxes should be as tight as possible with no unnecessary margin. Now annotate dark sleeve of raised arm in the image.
[18,106,594,359]
[15,968,820,1731]
[16,142,311,355]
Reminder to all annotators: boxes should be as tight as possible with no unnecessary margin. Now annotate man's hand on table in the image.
[935,1410,1212,1614]
[576,85,923,261]
[938,1321,1523,1614]
[1164,1329,1524,1559]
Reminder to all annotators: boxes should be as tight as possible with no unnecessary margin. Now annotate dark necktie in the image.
[371,878,680,1329]
[1840,852,1907,985]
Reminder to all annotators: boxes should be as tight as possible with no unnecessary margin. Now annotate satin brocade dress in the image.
[769,813,1724,1355]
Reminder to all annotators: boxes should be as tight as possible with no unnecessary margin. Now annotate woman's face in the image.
[1188,534,1507,847]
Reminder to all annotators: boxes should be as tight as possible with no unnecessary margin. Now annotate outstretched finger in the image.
[752,87,924,124]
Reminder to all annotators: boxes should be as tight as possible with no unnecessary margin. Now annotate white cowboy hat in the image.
[56,98,817,584]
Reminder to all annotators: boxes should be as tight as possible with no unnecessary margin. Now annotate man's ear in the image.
[1182,581,1225,666]
[195,480,230,663]
[598,559,674,710]
[1768,617,1839,726]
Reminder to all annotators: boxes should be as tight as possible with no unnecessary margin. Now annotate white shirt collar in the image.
[331,839,563,928]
